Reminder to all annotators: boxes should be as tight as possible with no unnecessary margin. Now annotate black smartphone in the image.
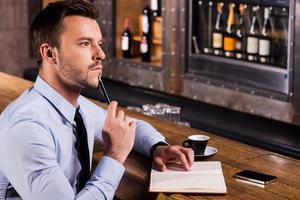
[234,170,277,185]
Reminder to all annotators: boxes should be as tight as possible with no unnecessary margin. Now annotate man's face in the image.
[55,16,105,89]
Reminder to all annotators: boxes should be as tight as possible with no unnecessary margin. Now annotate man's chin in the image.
[79,80,99,90]
[86,82,99,89]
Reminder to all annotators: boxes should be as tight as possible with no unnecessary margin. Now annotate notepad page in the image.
[150,161,226,193]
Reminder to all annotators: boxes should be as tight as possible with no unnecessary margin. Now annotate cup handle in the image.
[183,140,190,147]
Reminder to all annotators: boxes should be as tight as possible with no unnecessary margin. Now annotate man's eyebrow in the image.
[77,37,103,43]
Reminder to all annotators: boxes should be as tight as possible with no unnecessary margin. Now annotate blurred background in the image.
[0,0,299,158]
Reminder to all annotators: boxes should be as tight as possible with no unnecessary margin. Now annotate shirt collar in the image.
[33,76,78,124]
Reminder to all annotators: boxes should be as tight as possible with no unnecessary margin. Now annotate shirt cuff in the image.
[92,156,125,190]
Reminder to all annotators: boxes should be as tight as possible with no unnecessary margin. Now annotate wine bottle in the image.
[142,1,151,35]
[204,1,213,54]
[197,0,208,53]
[273,7,288,67]
[259,7,272,63]
[151,0,161,17]
[247,6,260,62]
[140,32,151,62]
[121,18,132,59]
[235,4,247,59]
[281,7,288,67]
[223,3,237,58]
[212,2,224,56]
[141,1,152,62]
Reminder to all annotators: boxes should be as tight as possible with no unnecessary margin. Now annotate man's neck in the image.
[39,69,80,106]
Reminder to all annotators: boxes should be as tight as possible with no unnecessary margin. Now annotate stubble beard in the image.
[58,58,96,90]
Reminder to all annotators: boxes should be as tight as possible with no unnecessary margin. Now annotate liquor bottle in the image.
[273,7,288,67]
[280,7,288,67]
[142,1,151,35]
[204,1,213,54]
[259,7,272,63]
[121,18,132,59]
[247,6,260,62]
[151,0,161,17]
[223,3,237,58]
[212,2,224,56]
[140,32,151,62]
[197,0,208,53]
[235,4,247,59]
[140,1,152,62]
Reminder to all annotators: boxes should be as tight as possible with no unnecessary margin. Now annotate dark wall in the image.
[0,0,41,77]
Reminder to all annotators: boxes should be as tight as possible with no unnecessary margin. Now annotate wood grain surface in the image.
[0,72,299,200]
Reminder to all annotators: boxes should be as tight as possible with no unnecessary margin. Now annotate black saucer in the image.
[194,146,218,161]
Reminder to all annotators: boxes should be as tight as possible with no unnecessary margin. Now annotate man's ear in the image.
[40,44,57,64]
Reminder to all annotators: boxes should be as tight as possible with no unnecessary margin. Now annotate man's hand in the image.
[102,101,136,164]
[152,145,194,171]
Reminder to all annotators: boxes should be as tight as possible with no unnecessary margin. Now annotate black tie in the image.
[74,107,90,192]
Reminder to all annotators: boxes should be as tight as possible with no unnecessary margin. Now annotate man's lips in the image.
[91,67,102,71]
[90,64,103,71]
[89,61,103,71]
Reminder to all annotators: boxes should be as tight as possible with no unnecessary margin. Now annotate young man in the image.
[0,1,193,199]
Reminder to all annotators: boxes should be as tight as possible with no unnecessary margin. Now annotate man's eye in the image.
[80,42,89,47]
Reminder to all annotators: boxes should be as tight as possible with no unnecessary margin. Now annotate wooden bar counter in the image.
[0,72,299,200]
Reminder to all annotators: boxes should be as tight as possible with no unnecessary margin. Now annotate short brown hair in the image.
[30,0,99,65]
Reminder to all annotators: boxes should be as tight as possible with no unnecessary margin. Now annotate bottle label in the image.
[203,48,210,53]
[259,39,270,56]
[225,51,232,57]
[247,37,258,54]
[248,55,255,61]
[236,53,242,59]
[214,49,221,55]
[140,39,148,53]
[151,0,158,10]
[213,32,223,48]
[260,57,267,63]
[121,36,129,51]
[142,16,149,33]
[224,37,236,51]
[236,40,242,50]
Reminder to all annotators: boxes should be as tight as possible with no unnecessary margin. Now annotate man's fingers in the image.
[166,146,193,171]
[176,151,191,171]
[153,157,167,172]
[179,147,194,167]
[116,110,125,120]
[129,121,136,132]
[124,115,134,124]
[107,101,118,119]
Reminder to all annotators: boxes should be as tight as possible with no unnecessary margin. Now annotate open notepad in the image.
[149,161,227,194]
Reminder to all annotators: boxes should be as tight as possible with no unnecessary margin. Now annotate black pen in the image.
[98,77,111,104]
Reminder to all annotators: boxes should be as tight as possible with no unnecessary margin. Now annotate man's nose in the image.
[93,46,106,61]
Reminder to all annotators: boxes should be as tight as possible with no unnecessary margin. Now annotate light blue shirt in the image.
[0,76,165,200]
